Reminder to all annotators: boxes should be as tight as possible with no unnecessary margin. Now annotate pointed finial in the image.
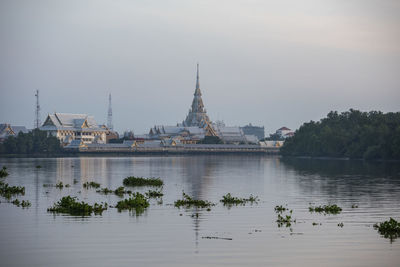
[196,63,200,90]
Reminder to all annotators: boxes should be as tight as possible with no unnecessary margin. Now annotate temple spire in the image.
[196,63,200,90]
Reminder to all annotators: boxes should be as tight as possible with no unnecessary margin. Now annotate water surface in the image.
[0,156,399,266]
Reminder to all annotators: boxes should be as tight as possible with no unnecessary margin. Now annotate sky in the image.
[0,0,399,135]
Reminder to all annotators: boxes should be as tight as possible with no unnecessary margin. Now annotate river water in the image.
[0,156,399,266]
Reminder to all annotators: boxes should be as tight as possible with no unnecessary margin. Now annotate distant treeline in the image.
[281,110,400,160]
[0,129,61,155]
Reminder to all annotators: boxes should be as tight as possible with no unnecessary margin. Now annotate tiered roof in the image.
[40,113,105,132]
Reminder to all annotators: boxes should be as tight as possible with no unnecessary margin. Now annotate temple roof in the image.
[40,113,105,132]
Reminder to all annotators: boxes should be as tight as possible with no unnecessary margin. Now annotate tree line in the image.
[0,129,62,155]
[281,109,400,160]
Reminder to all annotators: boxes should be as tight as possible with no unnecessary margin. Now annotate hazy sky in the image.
[1,0,399,135]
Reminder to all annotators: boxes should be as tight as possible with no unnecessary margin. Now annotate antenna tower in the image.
[107,93,113,130]
[34,90,41,129]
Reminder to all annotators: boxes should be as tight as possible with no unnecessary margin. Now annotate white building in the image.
[40,113,107,145]
[276,127,294,139]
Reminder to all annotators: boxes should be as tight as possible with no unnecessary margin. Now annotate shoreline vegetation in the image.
[281,110,400,161]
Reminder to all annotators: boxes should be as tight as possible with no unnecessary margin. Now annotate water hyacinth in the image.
[115,193,150,214]
[83,181,101,189]
[0,183,25,199]
[220,193,258,206]
[145,189,164,198]
[0,166,9,178]
[47,196,107,216]
[123,176,163,187]
[374,218,400,242]
[174,192,214,208]
[309,204,342,214]
[11,199,31,208]
[276,214,296,228]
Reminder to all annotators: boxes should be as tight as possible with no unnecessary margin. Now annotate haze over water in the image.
[0,156,399,266]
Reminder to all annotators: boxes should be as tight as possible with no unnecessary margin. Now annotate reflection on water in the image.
[281,158,400,206]
[0,156,399,267]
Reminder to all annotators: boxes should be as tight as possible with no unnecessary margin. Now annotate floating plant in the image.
[174,192,214,208]
[115,192,149,214]
[374,218,400,242]
[83,181,101,189]
[97,186,132,196]
[276,213,296,228]
[0,166,8,178]
[47,196,107,216]
[123,176,163,187]
[55,182,64,189]
[220,193,258,206]
[97,187,113,194]
[11,199,31,208]
[275,205,291,214]
[145,189,164,198]
[0,183,25,199]
[309,204,342,214]
[35,165,42,169]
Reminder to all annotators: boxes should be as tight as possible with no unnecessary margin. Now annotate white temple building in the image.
[40,113,107,145]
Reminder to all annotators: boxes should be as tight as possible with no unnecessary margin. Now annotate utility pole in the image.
[34,90,40,129]
[107,93,113,130]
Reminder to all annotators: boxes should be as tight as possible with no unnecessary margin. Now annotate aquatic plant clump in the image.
[96,187,132,196]
[115,193,150,212]
[274,205,289,213]
[174,192,214,208]
[309,204,342,214]
[97,187,113,194]
[0,183,25,199]
[47,196,107,216]
[220,193,258,205]
[55,182,64,189]
[83,181,101,189]
[145,190,164,198]
[374,218,400,242]
[0,166,9,178]
[277,214,296,227]
[123,176,163,187]
[12,199,31,208]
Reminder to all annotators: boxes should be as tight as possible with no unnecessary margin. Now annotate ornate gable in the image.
[43,115,55,126]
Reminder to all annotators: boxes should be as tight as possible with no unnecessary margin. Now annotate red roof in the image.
[278,127,291,131]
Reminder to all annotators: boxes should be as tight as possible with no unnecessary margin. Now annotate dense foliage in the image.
[0,129,61,155]
[281,110,400,160]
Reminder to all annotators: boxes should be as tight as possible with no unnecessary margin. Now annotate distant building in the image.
[259,140,284,147]
[240,123,265,140]
[0,124,29,142]
[275,127,294,139]
[214,125,246,144]
[149,125,205,143]
[40,113,107,145]
[100,125,119,143]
